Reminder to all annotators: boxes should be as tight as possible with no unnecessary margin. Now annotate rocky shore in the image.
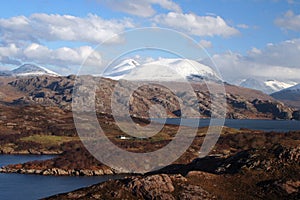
[0,144,118,176]
[0,148,62,155]
[0,166,114,176]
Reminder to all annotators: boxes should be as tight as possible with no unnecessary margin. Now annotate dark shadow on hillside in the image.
[146,150,252,176]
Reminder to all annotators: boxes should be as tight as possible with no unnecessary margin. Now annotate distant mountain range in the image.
[0,64,59,77]
[2,62,300,101]
[0,60,299,120]
[2,59,222,83]
[239,78,297,94]
[271,83,300,109]
[237,78,300,109]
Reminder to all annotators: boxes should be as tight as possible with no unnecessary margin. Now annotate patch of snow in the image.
[239,78,296,94]
[265,80,296,92]
[11,64,59,76]
[282,83,300,92]
[103,58,220,82]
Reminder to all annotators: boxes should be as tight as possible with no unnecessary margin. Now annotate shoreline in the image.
[0,166,116,176]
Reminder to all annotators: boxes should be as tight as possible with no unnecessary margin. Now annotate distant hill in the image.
[0,64,59,77]
[271,83,300,109]
[3,75,296,120]
[239,78,296,94]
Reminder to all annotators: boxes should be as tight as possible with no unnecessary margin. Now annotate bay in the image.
[0,155,121,200]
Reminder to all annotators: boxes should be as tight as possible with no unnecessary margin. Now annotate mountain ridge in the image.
[103,58,221,82]
[239,78,296,94]
[0,64,59,77]
[271,83,300,109]
[3,75,298,120]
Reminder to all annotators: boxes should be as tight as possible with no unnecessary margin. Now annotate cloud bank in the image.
[98,0,182,17]
[153,12,239,37]
[212,38,300,82]
[0,13,134,44]
[275,10,300,32]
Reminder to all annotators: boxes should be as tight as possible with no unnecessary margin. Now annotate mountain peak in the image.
[103,59,140,80]
[103,58,220,82]
[11,64,59,76]
[239,78,296,94]
[282,83,300,91]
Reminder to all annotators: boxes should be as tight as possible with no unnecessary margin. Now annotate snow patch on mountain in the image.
[239,78,296,94]
[281,83,300,92]
[265,80,296,92]
[11,64,59,76]
[103,58,220,82]
[103,59,140,80]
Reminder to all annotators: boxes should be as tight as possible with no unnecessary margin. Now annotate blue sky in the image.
[0,0,300,82]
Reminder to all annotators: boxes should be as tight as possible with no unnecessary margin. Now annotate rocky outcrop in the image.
[292,110,300,120]
[0,167,114,176]
[257,179,300,199]
[252,99,294,119]
[152,143,300,176]
[128,174,176,199]
[213,144,300,174]
[0,145,116,176]
[277,180,300,194]
[127,174,216,200]
[9,75,74,110]
[44,174,216,200]
[0,147,62,155]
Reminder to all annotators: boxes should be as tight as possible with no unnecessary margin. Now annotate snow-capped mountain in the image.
[279,83,300,92]
[239,78,296,94]
[265,80,297,92]
[103,58,220,82]
[11,64,59,76]
[271,83,300,109]
[103,59,140,80]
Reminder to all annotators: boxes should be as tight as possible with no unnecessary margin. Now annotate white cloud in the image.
[0,43,102,74]
[199,39,212,48]
[275,10,300,32]
[23,43,101,66]
[153,12,239,37]
[98,0,181,17]
[246,39,300,68]
[0,13,134,44]
[210,38,300,82]
[0,43,19,57]
[0,43,22,65]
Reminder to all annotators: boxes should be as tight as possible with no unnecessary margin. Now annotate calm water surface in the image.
[0,155,122,200]
[153,119,300,132]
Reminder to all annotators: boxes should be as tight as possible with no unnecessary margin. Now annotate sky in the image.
[0,0,300,83]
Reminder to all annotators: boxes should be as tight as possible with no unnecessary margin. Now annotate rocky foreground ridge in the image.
[43,144,300,200]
